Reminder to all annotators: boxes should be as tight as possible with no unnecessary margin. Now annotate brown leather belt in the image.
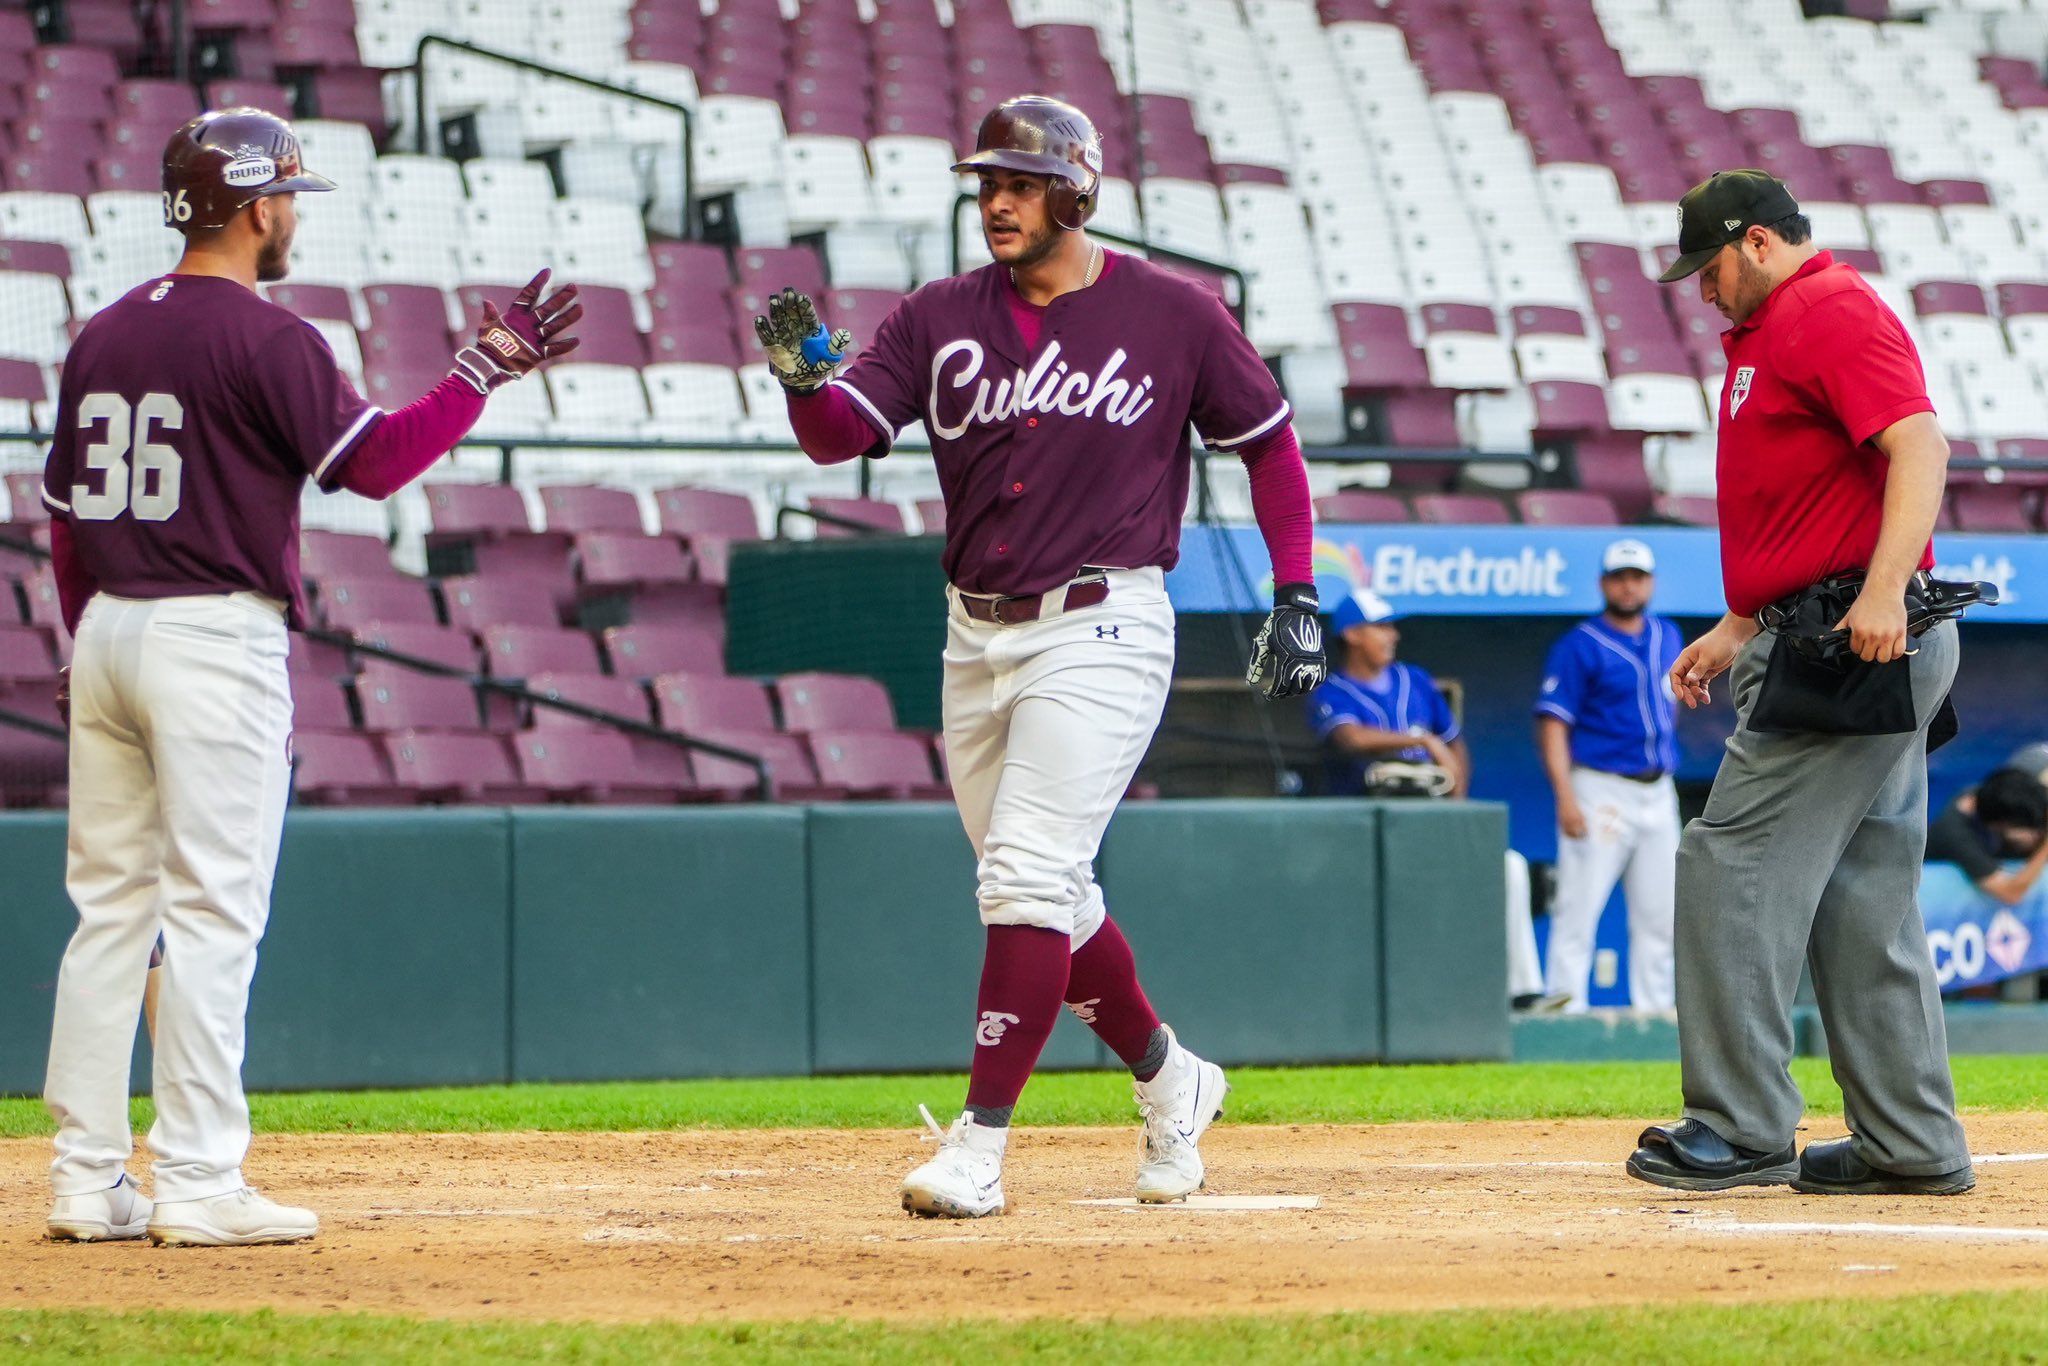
[957,576,1110,625]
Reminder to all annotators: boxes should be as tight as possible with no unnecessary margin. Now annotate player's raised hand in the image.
[754,287,853,392]
[454,268,583,394]
[1246,583,1328,700]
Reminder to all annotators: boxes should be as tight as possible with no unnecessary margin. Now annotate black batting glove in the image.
[1246,583,1328,699]
[753,287,853,393]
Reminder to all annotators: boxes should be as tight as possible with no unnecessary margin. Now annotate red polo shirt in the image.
[1715,250,1936,615]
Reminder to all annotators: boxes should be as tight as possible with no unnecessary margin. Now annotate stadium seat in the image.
[807,730,949,800]
[290,730,419,807]
[288,632,352,681]
[1412,493,1513,525]
[1313,490,1410,523]
[1516,490,1620,526]
[513,728,690,804]
[691,728,841,802]
[382,731,548,803]
[774,672,896,733]
[480,624,603,680]
[301,529,399,581]
[652,672,776,735]
[805,495,907,536]
[575,532,695,589]
[602,623,725,679]
[1950,484,2036,534]
[1651,493,1719,527]
[291,678,355,731]
[441,573,564,631]
[524,671,655,732]
[0,624,55,681]
[355,665,486,733]
[350,621,482,674]
[317,576,439,629]
[538,484,645,535]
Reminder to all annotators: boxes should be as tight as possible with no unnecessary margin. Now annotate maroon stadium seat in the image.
[1332,302,1429,390]
[602,622,724,679]
[480,624,602,679]
[1911,280,1991,318]
[1313,490,1409,523]
[807,729,950,799]
[575,532,695,590]
[653,672,776,734]
[554,284,645,368]
[291,730,418,807]
[1569,436,1655,521]
[1508,305,1586,338]
[1412,493,1513,525]
[1516,490,1620,526]
[316,576,439,629]
[1530,380,1613,436]
[692,728,841,801]
[538,484,644,535]
[646,318,744,368]
[274,20,364,70]
[291,677,354,730]
[653,486,761,542]
[355,666,484,732]
[350,621,481,673]
[424,481,535,537]
[732,244,827,300]
[650,240,732,308]
[362,283,457,367]
[1949,485,2035,534]
[288,631,352,680]
[823,288,906,345]
[806,496,907,537]
[1652,493,1719,527]
[301,529,398,581]
[0,239,73,278]
[25,47,121,122]
[775,671,896,733]
[204,80,295,116]
[525,671,654,732]
[0,624,56,681]
[440,573,562,631]
[264,282,356,324]
[17,564,65,639]
[613,579,726,631]
[4,469,49,522]
[513,730,686,804]
[915,498,946,533]
[382,732,547,803]
[5,147,97,198]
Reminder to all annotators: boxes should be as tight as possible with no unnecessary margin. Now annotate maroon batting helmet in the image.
[953,94,1103,231]
[162,107,334,232]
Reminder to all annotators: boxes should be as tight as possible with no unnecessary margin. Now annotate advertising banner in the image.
[1921,863,2048,990]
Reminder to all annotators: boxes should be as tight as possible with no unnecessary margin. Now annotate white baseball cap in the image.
[1601,538,1656,574]
[1331,587,1397,631]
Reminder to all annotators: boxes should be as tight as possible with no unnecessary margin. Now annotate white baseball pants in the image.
[1506,849,1545,999]
[942,568,1174,946]
[1544,766,1679,1012]
[45,591,294,1202]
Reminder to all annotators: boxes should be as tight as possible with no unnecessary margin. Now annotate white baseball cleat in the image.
[901,1105,1007,1218]
[148,1187,319,1247]
[47,1172,152,1242]
[1133,1026,1229,1203]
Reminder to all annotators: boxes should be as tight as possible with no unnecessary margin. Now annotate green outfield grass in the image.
[7,1292,2048,1365]
[2,1055,2045,1139]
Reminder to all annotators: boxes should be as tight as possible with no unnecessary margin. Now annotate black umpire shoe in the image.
[1626,1118,1798,1191]
[1791,1137,1977,1196]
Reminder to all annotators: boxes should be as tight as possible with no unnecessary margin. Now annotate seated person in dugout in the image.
[1926,765,2048,908]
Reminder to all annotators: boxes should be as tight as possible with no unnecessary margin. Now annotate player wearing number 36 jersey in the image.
[39,108,579,1247]
[759,95,1323,1217]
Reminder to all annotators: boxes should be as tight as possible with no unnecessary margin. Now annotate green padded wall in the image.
[0,812,79,1094]
[509,808,810,1081]
[724,537,950,730]
[1378,801,1512,1062]
[1100,800,1382,1066]
[247,810,513,1090]
[807,804,1104,1074]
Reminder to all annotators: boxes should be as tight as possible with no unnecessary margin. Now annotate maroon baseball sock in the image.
[963,924,1072,1126]
[1064,916,1168,1079]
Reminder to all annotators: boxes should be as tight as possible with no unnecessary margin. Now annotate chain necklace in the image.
[1011,243,1102,294]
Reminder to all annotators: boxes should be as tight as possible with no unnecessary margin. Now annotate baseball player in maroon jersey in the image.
[757,95,1324,1216]
[40,108,578,1245]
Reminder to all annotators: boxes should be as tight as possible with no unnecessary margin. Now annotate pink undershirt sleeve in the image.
[786,384,885,465]
[1237,424,1314,588]
[49,517,96,638]
[331,371,489,500]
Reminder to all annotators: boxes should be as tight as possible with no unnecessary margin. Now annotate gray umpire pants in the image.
[1676,619,1968,1174]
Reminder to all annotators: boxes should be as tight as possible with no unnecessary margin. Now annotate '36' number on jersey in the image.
[72,392,184,522]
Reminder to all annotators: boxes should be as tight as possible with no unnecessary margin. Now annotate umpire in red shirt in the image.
[1626,171,1975,1197]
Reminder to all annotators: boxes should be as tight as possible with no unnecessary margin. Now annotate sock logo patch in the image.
[1066,998,1100,1025]
[975,1010,1022,1046]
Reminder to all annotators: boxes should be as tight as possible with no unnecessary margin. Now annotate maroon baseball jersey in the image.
[42,274,381,625]
[834,252,1290,595]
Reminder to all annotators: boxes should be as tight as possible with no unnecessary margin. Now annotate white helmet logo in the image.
[223,154,276,187]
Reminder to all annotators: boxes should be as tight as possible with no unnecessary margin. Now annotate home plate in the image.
[1071,1195,1321,1211]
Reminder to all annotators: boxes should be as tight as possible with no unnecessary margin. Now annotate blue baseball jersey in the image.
[1307,662,1459,796]
[1533,616,1682,776]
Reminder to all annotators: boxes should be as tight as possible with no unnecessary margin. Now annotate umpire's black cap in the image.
[1657,169,1802,283]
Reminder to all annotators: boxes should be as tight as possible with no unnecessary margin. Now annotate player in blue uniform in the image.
[1533,539,1684,1011]
[1306,589,1463,795]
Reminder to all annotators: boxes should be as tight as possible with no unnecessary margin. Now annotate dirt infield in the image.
[5,1117,2048,1324]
